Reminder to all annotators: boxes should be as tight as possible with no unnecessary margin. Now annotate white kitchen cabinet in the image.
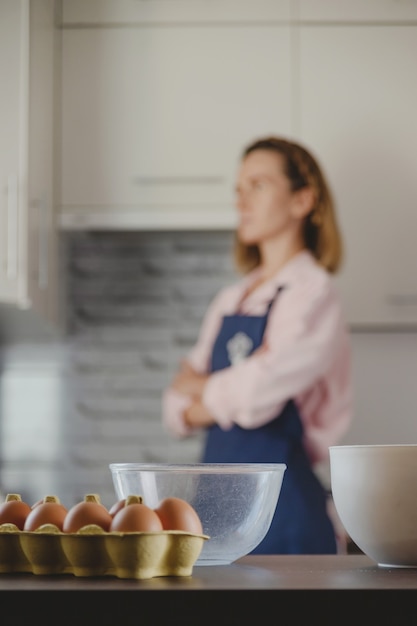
[297,25,417,327]
[61,0,292,25]
[0,0,60,324]
[298,0,417,22]
[60,25,293,230]
[0,0,23,305]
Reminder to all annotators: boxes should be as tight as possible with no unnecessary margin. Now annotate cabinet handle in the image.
[133,176,225,186]
[6,175,18,278]
[38,194,48,290]
[386,294,417,306]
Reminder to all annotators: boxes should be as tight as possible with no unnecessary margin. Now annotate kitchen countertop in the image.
[1,554,416,625]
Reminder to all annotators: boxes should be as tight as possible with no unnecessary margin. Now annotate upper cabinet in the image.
[58,0,417,327]
[60,24,293,229]
[0,1,22,305]
[297,24,417,327]
[0,0,60,324]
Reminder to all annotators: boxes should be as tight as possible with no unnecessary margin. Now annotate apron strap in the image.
[266,285,286,315]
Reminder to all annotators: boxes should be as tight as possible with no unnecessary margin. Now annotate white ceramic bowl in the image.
[109,462,286,565]
[330,444,417,567]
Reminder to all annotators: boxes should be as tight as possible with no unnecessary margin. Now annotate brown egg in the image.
[63,494,112,533]
[23,495,68,531]
[110,495,163,532]
[154,497,203,534]
[0,494,31,530]
[108,498,126,517]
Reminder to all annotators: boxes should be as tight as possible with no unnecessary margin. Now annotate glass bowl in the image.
[109,462,286,565]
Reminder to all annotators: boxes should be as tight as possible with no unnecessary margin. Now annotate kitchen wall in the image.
[1,0,417,509]
[1,230,417,508]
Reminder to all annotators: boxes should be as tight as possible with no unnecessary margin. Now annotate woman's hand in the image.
[183,400,216,429]
[170,360,214,431]
[171,360,209,399]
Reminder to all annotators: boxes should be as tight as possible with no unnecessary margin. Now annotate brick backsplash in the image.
[61,230,237,507]
[0,230,237,508]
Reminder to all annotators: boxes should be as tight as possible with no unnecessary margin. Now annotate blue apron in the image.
[201,287,337,554]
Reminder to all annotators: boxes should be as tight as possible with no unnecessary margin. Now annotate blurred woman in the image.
[162,136,353,554]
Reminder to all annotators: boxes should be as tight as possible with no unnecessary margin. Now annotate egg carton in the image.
[0,523,208,579]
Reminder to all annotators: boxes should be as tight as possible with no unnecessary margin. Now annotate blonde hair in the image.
[234,136,343,274]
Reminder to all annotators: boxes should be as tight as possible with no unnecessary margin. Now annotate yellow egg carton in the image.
[0,523,208,580]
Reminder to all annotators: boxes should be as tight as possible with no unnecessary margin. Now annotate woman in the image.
[162,136,352,554]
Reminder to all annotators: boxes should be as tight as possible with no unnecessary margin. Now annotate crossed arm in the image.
[170,360,215,429]
[169,342,269,430]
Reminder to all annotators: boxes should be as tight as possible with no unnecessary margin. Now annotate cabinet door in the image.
[0,0,24,304]
[60,25,292,229]
[298,25,417,327]
[0,0,59,324]
[27,0,59,322]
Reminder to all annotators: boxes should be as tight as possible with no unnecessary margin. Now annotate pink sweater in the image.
[162,251,353,464]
